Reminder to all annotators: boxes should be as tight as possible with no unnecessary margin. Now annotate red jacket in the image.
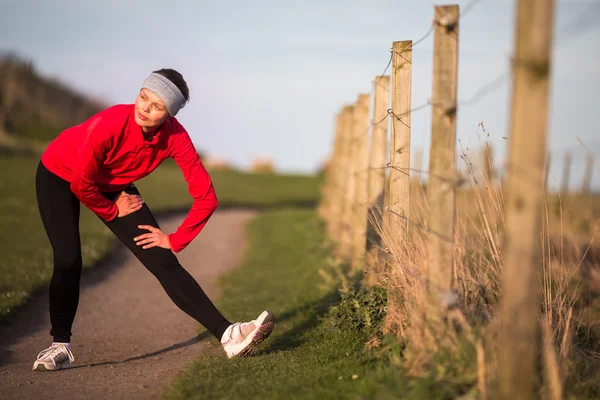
[41,104,218,253]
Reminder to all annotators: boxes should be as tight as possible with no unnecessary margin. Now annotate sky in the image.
[0,0,598,189]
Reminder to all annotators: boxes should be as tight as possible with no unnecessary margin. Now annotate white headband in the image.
[141,73,186,117]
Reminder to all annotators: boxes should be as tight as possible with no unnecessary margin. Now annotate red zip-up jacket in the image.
[41,104,218,253]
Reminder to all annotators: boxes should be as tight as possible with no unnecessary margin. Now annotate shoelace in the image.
[222,316,262,346]
[36,344,75,363]
[222,322,246,345]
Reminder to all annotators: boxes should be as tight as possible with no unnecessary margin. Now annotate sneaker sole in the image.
[239,312,276,357]
[33,361,70,372]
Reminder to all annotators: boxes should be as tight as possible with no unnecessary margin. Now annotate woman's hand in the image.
[116,191,144,217]
[134,225,172,250]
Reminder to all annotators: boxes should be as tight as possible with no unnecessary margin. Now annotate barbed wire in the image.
[354,21,440,145]
[372,111,391,126]
[452,1,600,108]
[361,162,464,185]
[333,0,599,189]
[353,2,483,135]
[373,53,393,92]
[382,206,454,244]
[373,22,436,93]
[332,194,455,245]
[358,0,491,118]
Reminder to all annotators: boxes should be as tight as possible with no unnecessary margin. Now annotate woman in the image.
[33,69,275,371]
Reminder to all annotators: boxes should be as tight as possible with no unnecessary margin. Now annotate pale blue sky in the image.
[0,0,598,189]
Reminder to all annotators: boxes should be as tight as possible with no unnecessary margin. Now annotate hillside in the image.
[0,53,104,144]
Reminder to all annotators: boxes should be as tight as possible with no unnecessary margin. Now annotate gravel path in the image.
[0,209,257,399]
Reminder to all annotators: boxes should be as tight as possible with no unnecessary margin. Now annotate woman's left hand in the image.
[134,225,172,250]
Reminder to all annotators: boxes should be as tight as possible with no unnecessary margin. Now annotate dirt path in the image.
[0,209,257,399]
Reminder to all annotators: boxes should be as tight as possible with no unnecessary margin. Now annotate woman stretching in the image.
[33,69,275,371]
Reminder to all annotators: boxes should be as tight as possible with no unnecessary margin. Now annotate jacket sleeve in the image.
[167,130,218,253]
[69,118,119,221]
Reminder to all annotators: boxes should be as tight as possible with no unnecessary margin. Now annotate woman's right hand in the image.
[116,191,144,217]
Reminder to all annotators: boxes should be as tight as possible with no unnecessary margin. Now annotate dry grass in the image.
[355,141,600,397]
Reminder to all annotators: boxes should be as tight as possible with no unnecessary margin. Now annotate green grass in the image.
[0,155,321,319]
[162,209,479,400]
[162,210,394,399]
[0,156,113,318]
[162,208,566,400]
[137,159,322,210]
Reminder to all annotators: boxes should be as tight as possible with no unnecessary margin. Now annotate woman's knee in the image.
[139,249,180,275]
[53,251,82,271]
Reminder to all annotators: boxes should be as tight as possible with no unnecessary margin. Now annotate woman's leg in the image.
[35,162,83,343]
[100,186,232,341]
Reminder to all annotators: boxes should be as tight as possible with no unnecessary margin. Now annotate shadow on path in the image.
[70,331,212,369]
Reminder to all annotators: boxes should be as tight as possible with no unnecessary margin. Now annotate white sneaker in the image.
[32,343,75,371]
[221,310,275,358]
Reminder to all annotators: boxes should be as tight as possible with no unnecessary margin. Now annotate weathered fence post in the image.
[385,40,412,330]
[426,4,459,299]
[332,106,355,242]
[339,105,357,259]
[322,109,345,236]
[351,93,371,269]
[498,1,555,399]
[368,76,390,212]
[581,153,594,195]
[365,76,390,286]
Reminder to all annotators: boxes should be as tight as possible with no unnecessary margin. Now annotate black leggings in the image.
[35,162,231,343]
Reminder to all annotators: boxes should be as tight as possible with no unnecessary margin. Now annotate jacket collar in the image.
[128,104,171,146]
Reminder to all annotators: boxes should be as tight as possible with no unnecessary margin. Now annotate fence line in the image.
[318,1,594,398]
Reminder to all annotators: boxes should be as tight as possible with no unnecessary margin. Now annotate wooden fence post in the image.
[351,93,371,269]
[581,153,594,195]
[498,1,555,399]
[426,4,459,298]
[365,76,390,285]
[368,76,390,211]
[386,41,413,246]
[332,106,355,241]
[338,105,357,259]
[322,109,345,235]
[385,40,412,330]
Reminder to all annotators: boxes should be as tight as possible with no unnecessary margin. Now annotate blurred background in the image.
[0,0,598,188]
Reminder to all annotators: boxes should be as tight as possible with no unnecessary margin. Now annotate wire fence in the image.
[322,0,599,270]
[338,0,600,193]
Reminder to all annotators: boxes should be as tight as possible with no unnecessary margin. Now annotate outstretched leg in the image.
[100,186,232,341]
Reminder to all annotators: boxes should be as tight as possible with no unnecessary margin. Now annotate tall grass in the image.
[359,141,600,398]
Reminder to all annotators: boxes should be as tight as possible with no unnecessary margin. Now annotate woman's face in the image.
[134,88,170,131]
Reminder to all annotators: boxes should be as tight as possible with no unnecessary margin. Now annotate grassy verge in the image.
[0,155,321,319]
[162,209,395,399]
[163,209,472,399]
[163,206,600,399]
